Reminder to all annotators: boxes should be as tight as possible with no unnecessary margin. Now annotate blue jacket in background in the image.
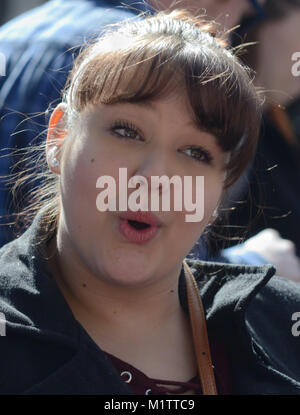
[0,0,153,247]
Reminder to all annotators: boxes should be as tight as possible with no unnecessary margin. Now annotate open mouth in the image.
[118,217,159,244]
[127,220,151,230]
[118,210,162,244]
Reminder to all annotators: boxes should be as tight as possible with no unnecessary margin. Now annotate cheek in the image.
[60,137,121,208]
[170,174,223,252]
[59,146,105,230]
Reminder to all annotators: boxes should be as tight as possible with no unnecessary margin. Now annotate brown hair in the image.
[10,8,263,238]
[64,9,262,187]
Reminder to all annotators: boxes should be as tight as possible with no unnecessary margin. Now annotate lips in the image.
[118,211,163,244]
[119,211,163,227]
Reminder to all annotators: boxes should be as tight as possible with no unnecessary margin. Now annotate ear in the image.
[46,103,68,174]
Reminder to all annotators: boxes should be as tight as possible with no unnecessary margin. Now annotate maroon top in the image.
[105,333,232,395]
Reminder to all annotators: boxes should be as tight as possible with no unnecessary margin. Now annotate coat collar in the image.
[180,258,276,333]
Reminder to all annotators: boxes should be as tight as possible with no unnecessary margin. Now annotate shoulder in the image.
[185,257,299,312]
[181,258,277,336]
[245,275,300,383]
[183,259,300,392]
[0,211,78,337]
[0,236,37,324]
[189,259,300,391]
[183,258,277,315]
[0,225,79,394]
[245,275,300,336]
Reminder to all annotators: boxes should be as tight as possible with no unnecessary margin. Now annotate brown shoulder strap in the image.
[183,260,218,395]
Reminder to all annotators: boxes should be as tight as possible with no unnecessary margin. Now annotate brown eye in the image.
[182,146,213,164]
[110,120,143,141]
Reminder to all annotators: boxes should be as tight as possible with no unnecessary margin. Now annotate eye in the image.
[182,146,213,165]
[110,120,144,141]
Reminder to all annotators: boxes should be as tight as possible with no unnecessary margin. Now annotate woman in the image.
[0,9,299,395]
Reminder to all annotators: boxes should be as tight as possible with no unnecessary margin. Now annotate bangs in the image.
[64,10,262,187]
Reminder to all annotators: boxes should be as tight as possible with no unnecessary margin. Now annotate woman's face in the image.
[55,93,227,287]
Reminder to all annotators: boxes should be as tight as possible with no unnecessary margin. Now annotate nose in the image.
[132,150,170,197]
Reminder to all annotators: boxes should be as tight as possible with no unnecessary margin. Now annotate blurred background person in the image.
[0,0,46,25]
[213,0,300,258]
[150,0,266,30]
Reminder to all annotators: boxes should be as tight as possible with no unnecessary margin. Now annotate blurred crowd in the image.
[0,0,46,25]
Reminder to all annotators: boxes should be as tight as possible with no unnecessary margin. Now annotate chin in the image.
[95,250,158,287]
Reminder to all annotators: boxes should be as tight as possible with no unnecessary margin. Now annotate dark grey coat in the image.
[0,211,299,394]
